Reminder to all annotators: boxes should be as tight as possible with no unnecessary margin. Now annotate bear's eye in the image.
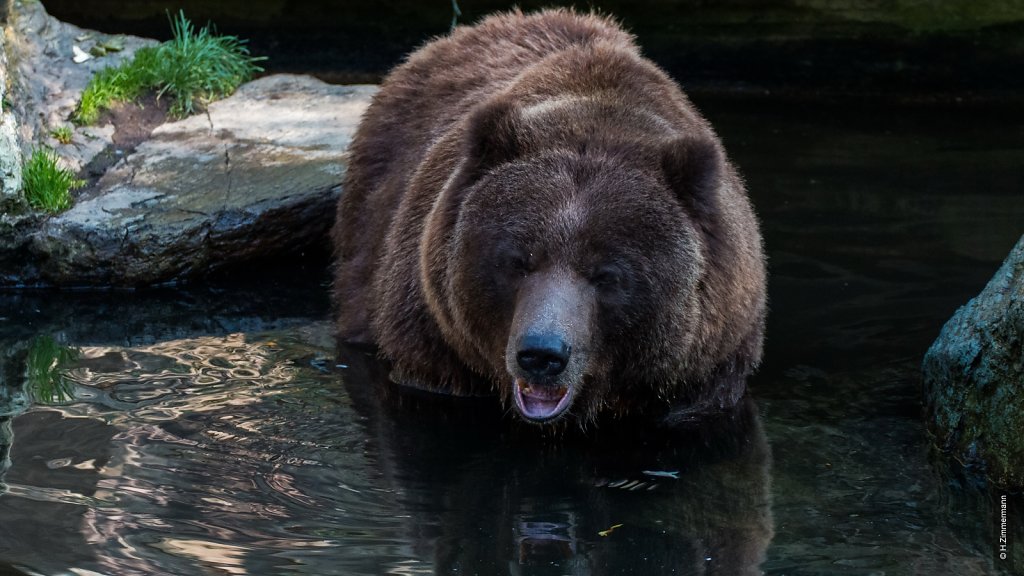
[507,252,532,275]
[590,266,621,288]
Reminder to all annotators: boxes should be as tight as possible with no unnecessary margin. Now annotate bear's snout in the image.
[506,272,594,423]
[516,333,571,377]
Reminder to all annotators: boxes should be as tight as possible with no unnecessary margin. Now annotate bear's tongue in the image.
[513,378,572,422]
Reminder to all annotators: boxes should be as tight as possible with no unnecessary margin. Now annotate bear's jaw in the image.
[513,377,574,423]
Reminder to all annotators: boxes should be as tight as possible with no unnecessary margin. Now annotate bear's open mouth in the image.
[513,377,573,422]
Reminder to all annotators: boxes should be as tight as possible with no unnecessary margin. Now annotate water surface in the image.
[1,100,1022,575]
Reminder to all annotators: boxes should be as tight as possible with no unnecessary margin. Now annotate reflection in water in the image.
[0,330,341,574]
[0,340,31,498]
[338,344,774,576]
[0,326,773,575]
[0,318,1018,574]
[0,418,11,494]
[66,333,297,413]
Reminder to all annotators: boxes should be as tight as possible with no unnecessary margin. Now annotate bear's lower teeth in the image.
[518,381,567,401]
[513,377,573,421]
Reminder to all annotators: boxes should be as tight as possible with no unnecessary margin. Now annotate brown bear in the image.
[332,9,767,427]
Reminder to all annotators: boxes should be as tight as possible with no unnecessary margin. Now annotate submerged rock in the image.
[0,1,375,286]
[923,235,1024,489]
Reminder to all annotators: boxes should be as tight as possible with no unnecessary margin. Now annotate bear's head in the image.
[420,96,727,426]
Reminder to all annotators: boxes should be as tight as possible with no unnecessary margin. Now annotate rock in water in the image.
[923,234,1024,489]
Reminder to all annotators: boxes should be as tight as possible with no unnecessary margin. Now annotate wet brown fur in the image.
[331,9,767,426]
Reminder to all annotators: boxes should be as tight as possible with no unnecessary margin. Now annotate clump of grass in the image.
[74,11,264,124]
[156,13,265,116]
[25,335,79,405]
[50,125,73,145]
[21,148,85,213]
[75,58,149,125]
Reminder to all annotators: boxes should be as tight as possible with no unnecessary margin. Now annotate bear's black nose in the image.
[516,334,571,377]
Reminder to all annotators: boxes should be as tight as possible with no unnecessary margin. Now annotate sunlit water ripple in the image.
[4,324,428,575]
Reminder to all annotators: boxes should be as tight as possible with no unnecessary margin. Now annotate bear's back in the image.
[353,10,638,187]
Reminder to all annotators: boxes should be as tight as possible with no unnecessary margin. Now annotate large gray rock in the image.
[0,0,376,286]
[0,0,25,211]
[30,76,374,285]
[6,0,156,172]
[0,38,21,210]
[923,234,1024,489]
[1,0,153,281]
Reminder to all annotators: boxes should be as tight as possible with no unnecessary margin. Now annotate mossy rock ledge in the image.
[6,76,375,286]
[28,76,374,286]
[923,234,1024,489]
[0,1,376,286]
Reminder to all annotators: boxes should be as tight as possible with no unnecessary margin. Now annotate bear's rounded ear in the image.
[661,134,724,215]
[463,97,525,179]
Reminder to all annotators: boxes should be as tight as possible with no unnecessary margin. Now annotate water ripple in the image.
[1,324,417,575]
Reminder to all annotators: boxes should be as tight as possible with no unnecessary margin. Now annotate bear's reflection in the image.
[338,344,774,576]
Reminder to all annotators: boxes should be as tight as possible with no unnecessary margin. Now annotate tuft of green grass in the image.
[74,11,264,124]
[75,57,149,125]
[50,125,73,145]
[155,12,266,117]
[21,148,85,213]
[25,335,79,405]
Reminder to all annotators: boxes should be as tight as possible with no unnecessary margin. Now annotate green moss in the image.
[73,11,264,124]
[21,148,84,214]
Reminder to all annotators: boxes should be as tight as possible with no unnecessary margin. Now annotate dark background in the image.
[42,0,1024,102]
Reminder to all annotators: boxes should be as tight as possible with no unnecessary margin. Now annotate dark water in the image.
[39,0,1024,97]
[2,100,1023,575]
